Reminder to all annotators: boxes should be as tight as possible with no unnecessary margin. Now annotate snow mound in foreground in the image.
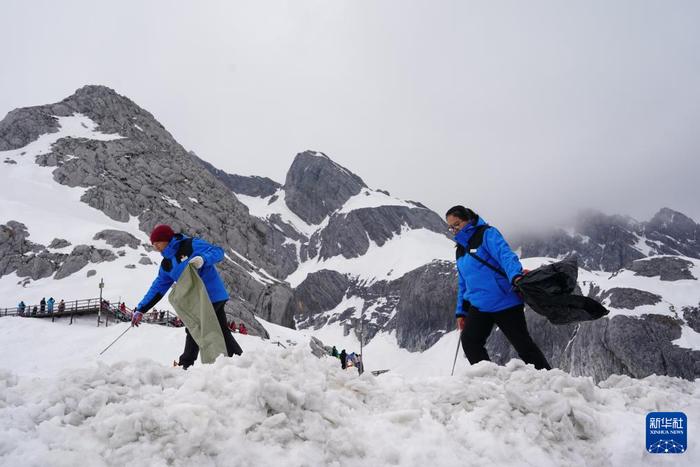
[1,344,698,467]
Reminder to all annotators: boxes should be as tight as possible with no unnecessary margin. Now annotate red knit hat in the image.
[150,224,175,243]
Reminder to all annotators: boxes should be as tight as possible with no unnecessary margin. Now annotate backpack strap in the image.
[467,225,508,279]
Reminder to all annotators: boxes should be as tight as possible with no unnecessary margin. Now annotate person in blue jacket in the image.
[132,224,242,368]
[446,206,550,370]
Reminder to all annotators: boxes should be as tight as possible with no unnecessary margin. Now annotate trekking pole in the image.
[451,333,461,376]
[98,326,131,356]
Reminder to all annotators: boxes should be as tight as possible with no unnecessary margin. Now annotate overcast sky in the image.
[2,0,699,232]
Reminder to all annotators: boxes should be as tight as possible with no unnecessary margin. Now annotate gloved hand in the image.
[189,256,204,269]
[513,269,530,285]
[131,310,143,327]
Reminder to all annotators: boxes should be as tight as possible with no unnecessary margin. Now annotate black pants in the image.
[460,304,551,370]
[179,300,243,369]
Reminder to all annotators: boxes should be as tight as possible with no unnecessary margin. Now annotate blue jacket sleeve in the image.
[483,228,524,284]
[455,267,468,318]
[192,238,225,266]
[136,268,174,312]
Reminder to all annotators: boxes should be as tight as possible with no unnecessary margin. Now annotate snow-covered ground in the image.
[0,317,698,467]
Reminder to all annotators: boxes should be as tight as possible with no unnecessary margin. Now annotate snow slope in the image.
[285,227,453,287]
[236,189,319,238]
[0,114,166,310]
[0,317,698,467]
[235,182,450,286]
[0,114,134,247]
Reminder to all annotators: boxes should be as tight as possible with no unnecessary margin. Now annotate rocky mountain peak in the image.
[0,84,171,152]
[284,150,367,224]
[647,208,698,242]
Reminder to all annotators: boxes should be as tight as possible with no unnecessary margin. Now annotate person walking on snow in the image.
[39,297,46,314]
[446,206,550,370]
[47,297,55,313]
[340,349,347,369]
[132,224,242,369]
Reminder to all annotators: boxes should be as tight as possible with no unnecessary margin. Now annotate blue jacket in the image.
[136,234,229,312]
[454,218,524,316]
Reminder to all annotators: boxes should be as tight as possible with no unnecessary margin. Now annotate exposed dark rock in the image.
[284,151,366,225]
[0,221,45,277]
[54,244,117,279]
[138,257,153,265]
[55,256,89,279]
[682,304,700,333]
[289,269,351,329]
[87,269,97,277]
[0,108,60,151]
[385,261,456,351]
[631,256,696,281]
[309,336,329,358]
[222,300,268,338]
[48,238,71,249]
[293,260,455,351]
[16,254,59,280]
[601,287,663,310]
[124,264,136,269]
[93,229,141,249]
[268,214,307,242]
[310,206,449,260]
[195,154,281,197]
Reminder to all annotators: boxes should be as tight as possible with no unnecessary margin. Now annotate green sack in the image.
[168,264,228,364]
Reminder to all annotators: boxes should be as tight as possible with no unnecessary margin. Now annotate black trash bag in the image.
[515,258,609,325]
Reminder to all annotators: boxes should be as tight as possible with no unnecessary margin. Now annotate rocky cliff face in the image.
[287,260,456,352]
[194,155,281,198]
[284,151,366,225]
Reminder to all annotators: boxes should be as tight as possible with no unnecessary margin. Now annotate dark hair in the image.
[445,205,477,222]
